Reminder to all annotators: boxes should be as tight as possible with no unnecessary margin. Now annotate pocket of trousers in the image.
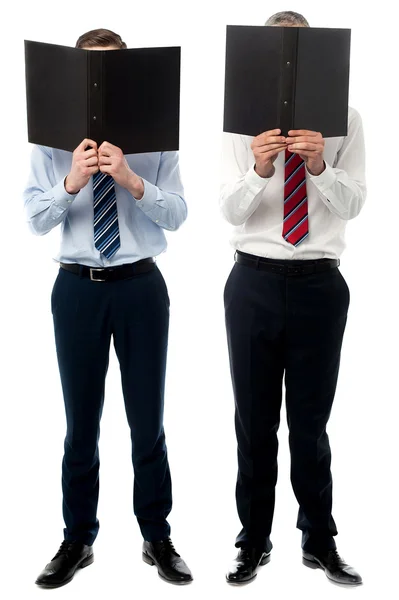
[223,263,240,311]
[336,268,351,307]
[50,269,62,315]
[155,266,170,309]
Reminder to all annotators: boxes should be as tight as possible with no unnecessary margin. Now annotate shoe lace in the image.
[51,540,74,561]
[327,549,343,566]
[238,547,264,564]
[239,547,251,560]
[159,537,180,559]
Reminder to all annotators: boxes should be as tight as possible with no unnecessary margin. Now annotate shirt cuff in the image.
[52,178,78,209]
[134,178,158,212]
[244,163,272,192]
[307,162,337,195]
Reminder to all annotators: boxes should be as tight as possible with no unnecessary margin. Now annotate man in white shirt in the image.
[222,11,365,586]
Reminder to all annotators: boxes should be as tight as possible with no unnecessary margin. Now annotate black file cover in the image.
[223,26,351,138]
[24,40,181,154]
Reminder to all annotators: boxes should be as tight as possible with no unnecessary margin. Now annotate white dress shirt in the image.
[220,106,366,260]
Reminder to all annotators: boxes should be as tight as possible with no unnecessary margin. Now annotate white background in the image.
[1,0,398,598]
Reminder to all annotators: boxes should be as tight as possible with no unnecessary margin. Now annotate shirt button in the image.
[156,219,159,223]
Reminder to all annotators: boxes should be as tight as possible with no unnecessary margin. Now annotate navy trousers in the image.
[51,265,171,546]
[224,256,350,555]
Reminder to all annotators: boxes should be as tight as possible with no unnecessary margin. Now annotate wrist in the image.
[307,160,325,177]
[255,163,275,178]
[127,172,144,199]
[64,175,80,195]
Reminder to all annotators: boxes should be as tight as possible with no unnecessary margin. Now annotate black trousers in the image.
[51,265,171,546]
[224,257,350,554]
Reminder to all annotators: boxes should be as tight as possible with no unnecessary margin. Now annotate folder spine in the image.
[279,27,299,136]
[87,50,103,145]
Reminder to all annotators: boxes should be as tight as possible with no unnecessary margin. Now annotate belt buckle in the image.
[90,267,107,282]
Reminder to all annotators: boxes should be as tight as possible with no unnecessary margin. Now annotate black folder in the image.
[24,40,181,154]
[223,26,351,139]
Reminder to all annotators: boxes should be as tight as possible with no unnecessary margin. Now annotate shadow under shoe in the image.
[226,547,271,585]
[142,537,193,585]
[35,540,94,588]
[303,549,362,585]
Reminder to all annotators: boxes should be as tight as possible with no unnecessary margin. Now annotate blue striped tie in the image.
[93,171,120,259]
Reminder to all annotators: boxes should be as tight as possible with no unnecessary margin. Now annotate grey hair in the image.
[265,11,310,27]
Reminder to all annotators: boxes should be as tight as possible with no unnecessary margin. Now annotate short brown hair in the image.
[75,28,127,49]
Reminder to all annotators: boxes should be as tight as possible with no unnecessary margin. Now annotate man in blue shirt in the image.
[23,28,192,588]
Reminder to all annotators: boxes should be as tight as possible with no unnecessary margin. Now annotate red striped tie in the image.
[283,149,309,246]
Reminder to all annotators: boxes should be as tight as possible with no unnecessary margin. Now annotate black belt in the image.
[60,257,156,282]
[235,251,339,276]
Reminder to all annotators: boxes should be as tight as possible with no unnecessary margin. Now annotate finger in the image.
[268,145,289,157]
[99,140,118,154]
[286,136,321,145]
[254,136,287,147]
[287,142,321,152]
[82,148,98,159]
[83,156,99,167]
[287,149,319,158]
[99,146,114,157]
[274,145,289,154]
[288,130,321,138]
[85,165,99,175]
[98,146,110,156]
[78,138,98,151]
[254,133,286,146]
[258,128,281,138]
[98,156,113,165]
[255,142,288,152]
[99,164,112,174]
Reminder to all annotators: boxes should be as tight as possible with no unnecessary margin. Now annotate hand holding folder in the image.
[251,128,287,178]
[251,128,326,179]
[65,139,99,194]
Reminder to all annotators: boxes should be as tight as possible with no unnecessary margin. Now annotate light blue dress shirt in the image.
[23,145,187,267]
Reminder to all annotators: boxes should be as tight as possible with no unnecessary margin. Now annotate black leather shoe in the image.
[142,537,193,585]
[303,549,362,585]
[35,540,94,588]
[226,547,271,585]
